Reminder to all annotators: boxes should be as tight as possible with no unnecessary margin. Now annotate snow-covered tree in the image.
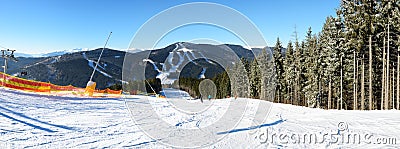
[249,59,261,99]
[319,16,343,109]
[230,59,250,98]
[258,47,276,101]
[283,41,295,104]
[302,28,320,108]
[273,38,285,103]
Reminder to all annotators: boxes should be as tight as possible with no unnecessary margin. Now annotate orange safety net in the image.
[0,72,121,95]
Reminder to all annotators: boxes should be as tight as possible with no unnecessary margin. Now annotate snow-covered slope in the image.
[0,87,399,148]
[143,42,255,84]
[154,42,218,84]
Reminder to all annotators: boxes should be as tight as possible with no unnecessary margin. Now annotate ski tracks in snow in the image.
[0,88,152,148]
[2,87,399,148]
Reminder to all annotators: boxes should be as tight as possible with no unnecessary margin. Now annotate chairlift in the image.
[1,49,18,74]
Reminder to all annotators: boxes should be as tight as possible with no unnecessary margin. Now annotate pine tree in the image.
[283,41,295,104]
[212,70,230,99]
[298,41,308,106]
[250,59,261,99]
[320,16,340,109]
[273,38,285,103]
[258,47,276,101]
[302,28,320,107]
[230,59,250,98]
[293,40,306,106]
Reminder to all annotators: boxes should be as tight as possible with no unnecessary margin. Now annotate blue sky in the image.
[0,0,340,54]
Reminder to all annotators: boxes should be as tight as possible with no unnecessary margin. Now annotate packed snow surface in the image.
[0,87,399,148]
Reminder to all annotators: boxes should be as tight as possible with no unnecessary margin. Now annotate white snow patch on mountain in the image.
[82,52,112,78]
[143,59,161,72]
[50,56,62,64]
[199,68,206,79]
[156,73,176,85]
[166,51,184,73]
[184,52,193,61]
[177,48,193,52]
[87,60,112,78]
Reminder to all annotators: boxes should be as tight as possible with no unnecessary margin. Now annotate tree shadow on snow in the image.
[0,111,56,133]
[216,119,286,135]
[0,106,76,132]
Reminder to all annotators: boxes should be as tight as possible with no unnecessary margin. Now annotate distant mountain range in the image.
[14,48,89,58]
[0,42,280,89]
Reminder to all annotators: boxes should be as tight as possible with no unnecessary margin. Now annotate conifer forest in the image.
[179,0,400,110]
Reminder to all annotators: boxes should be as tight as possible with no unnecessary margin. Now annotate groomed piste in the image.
[0,72,122,97]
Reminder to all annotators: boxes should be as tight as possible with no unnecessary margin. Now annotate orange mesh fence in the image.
[0,72,121,95]
[105,88,122,94]
[51,85,76,91]
[96,89,106,93]
[0,72,51,92]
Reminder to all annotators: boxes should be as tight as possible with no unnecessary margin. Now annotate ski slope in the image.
[0,87,399,148]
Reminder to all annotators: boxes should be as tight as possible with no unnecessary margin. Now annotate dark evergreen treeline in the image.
[123,78,162,95]
[174,71,231,99]
[176,46,276,101]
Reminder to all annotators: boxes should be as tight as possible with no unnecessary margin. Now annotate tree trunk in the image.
[356,55,359,110]
[294,73,297,106]
[354,51,357,110]
[361,58,365,110]
[340,55,343,110]
[398,46,400,110]
[386,24,390,110]
[393,64,395,109]
[369,36,373,110]
[382,38,385,110]
[318,74,321,108]
[328,78,332,109]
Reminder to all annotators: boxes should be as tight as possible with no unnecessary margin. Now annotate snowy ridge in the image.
[16,48,89,58]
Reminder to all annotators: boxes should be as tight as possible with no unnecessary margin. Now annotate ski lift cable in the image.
[89,32,112,82]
